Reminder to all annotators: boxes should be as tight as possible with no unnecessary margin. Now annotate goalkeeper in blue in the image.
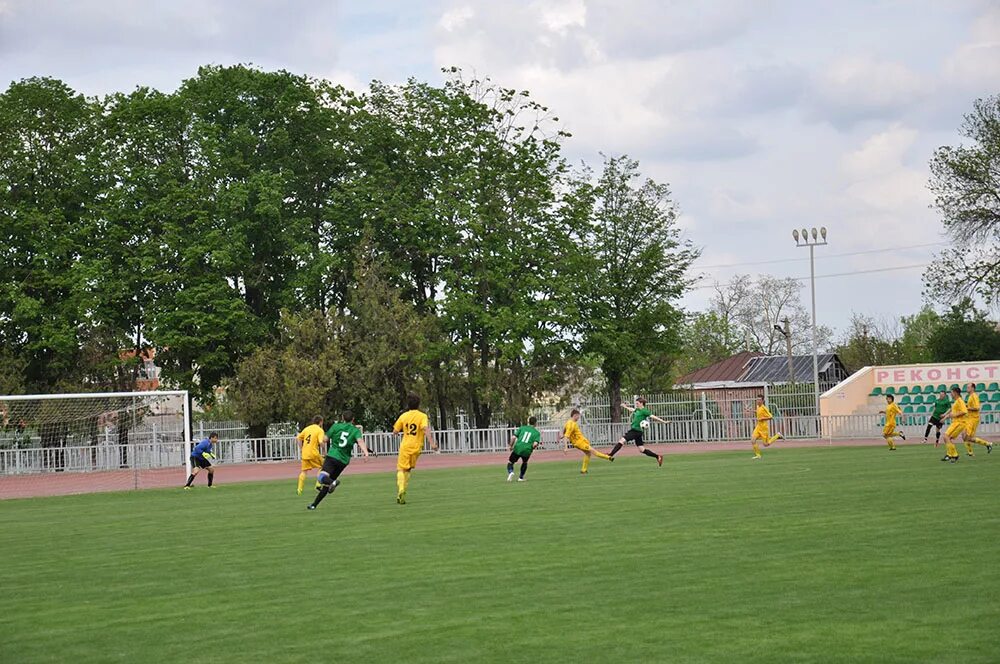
[184,433,218,489]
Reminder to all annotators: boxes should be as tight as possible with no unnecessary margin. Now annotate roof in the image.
[675,351,763,386]
[738,353,844,383]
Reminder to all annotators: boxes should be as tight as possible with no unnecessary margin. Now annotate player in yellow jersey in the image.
[747,395,783,459]
[940,386,967,463]
[392,392,438,504]
[560,409,613,474]
[877,394,906,451]
[296,416,326,494]
[962,383,993,456]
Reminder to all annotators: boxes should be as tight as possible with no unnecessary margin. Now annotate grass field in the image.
[2,445,999,663]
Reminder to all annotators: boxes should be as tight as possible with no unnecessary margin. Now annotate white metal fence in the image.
[4,411,990,478]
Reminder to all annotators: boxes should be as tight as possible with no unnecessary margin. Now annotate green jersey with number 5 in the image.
[325,422,363,465]
[512,425,541,456]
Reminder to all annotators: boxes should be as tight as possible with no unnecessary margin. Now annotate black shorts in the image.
[508,451,530,464]
[928,416,943,428]
[623,428,644,445]
[320,456,348,483]
[192,456,212,469]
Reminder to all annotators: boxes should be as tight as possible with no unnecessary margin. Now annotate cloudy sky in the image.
[2,0,999,337]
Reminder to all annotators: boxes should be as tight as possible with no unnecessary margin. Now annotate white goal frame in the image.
[0,389,192,479]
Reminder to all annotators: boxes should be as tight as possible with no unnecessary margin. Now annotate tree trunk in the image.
[608,372,623,423]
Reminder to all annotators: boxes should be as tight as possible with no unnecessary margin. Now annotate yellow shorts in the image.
[966,417,980,438]
[752,424,769,440]
[946,420,966,440]
[882,423,897,437]
[571,439,592,453]
[301,454,323,471]
[397,444,422,471]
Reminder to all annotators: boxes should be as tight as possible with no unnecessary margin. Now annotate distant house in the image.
[675,352,849,389]
[118,348,161,391]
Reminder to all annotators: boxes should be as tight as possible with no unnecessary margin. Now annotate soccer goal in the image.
[0,390,190,498]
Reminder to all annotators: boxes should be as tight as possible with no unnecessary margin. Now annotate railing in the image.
[3,414,994,477]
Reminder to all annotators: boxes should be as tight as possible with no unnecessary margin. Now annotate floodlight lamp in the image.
[801,228,808,242]
[792,229,799,242]
[820,227,827,240]
[811,228,818,240]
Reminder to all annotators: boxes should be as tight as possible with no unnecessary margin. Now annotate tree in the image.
[673,311,742,380]
[832,313,904,371]
[927,95,1000,303]
[0,77,100,391]
[927,299,1000,362]
[710,274,833,356]
[576,155,698,422]
[898,306,941,364]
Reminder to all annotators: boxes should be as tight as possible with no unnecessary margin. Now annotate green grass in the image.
[2,446,999,663]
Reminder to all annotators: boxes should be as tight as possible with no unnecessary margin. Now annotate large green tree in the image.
[928,95,1000,303]
[927,299,1000,362]
[575,155,698,422]
[0,78,100,391]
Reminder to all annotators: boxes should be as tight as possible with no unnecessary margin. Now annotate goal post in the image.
[0,390,191,497]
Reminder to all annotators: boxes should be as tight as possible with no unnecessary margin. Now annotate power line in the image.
[690,263,929,291]
[692,241,946,270]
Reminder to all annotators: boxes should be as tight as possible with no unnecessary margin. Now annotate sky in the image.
[2,0,999,339]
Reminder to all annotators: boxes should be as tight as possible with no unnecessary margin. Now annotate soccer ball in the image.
[640,418,650,429]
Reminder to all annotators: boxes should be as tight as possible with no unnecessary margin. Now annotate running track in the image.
[0,438,948,499]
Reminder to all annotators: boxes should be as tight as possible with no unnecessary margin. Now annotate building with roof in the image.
[675,352,849,390]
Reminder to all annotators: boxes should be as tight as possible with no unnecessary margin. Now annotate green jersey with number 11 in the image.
[512,425,541,456]
[325,422,363,465]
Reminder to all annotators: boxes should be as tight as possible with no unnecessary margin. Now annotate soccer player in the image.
[296,416,326,495]
[393,392,438,504]
[609,398,664,466]
[923,390,949,445]
[747,395,783,460]
[877,394,906,451]
[507,416,542,482]
[307,410,370,510]
[184,432,218,488]
[963,383,994,456]
[940,386,967,462]
[560,409,613,474]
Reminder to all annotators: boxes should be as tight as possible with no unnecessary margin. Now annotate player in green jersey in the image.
[923,390,950,445]
[507,416,542,482]
[610,398,666,466]
[307,410,370,511]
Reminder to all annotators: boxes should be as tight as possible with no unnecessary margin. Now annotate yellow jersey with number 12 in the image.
[394,410,429,449]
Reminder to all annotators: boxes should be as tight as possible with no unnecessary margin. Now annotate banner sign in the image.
[874,363,1000,385]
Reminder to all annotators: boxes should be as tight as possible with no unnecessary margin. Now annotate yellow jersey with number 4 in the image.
[394,410,429,449]
[297,424,325,459]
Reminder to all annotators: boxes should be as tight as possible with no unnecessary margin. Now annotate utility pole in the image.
[773,318,794,385]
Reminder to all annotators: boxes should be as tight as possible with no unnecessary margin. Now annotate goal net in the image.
[0,390,190,499]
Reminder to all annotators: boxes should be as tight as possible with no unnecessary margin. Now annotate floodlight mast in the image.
[792,228,829,416]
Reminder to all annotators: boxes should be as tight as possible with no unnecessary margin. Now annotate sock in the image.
[752,441,761,457]
[593,450,611,460]
[936,430,941,443]
[520,461,528,479]
[972,437,991,447]
[945,441,958,458]
[207,473,214,487]
[396,470,406,495]
[185,474,194,487]
[924,424,932,438]
[642,449,658,459]
[507,462,515,474]
[885,435,895,449]
[311,486,330,508]
[609,442,623,457]
[965,441,975,455]
[581,455,590,473]
[297,472,306,493]
[767,434,781,444]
